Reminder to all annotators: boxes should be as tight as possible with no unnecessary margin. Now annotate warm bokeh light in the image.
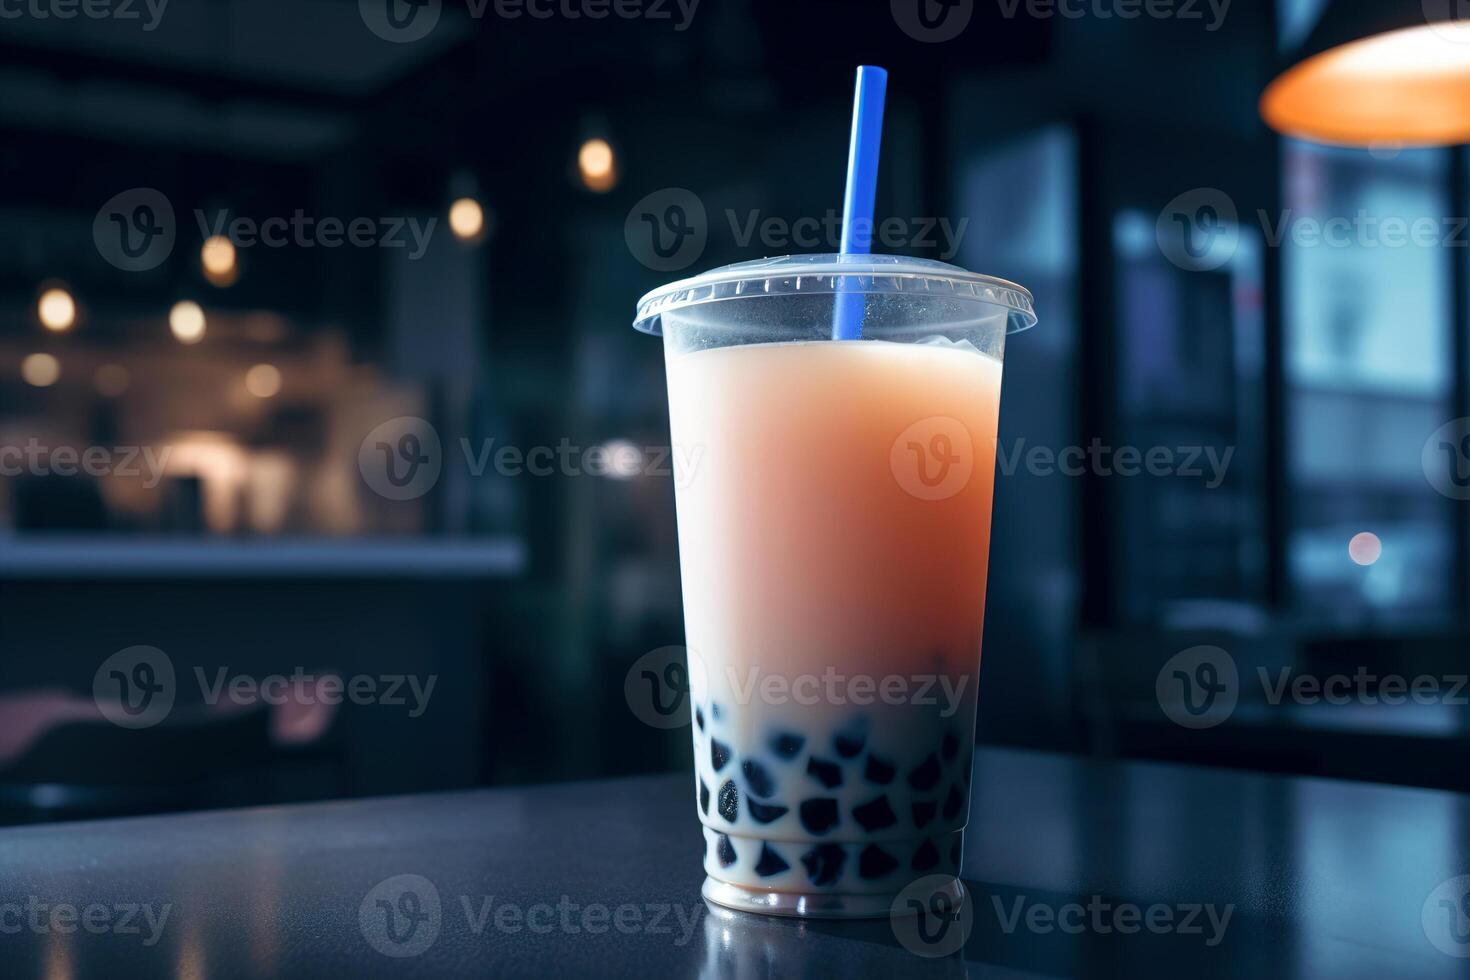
[170,300,206,344]
[578,137,617,192]
[245,363,282,398]
[1349,531,1383,567]
[37,287,76,332]
[21,352,60,387]
[449,197,486,241]
[201,235,239,287]
[1262,24,1470,146]
[94,363,130,397]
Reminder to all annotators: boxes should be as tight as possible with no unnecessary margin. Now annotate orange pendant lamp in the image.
[1261,2,1470,147]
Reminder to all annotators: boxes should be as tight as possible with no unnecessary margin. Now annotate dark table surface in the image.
[3,747,1470,979]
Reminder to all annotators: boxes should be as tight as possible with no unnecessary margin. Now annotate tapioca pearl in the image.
[942,783,965,821]
[742,760,776,798]
[799,798,840,835]
[908,753,942,791]
[746,799,789,824]
[833,729,866,759]
[912,800,937,829]
[858,845,899,880]
[863,754,895,785]
[911,839,940,872]
[695,706,705,731]
[717,834,737,867]
[852,795,898,832]
[699,780,710,816]
[806,757,843,789]
[770,732,805,760]
[711,738,732,773]
[717,780,739,822]
[800,843,846,886]
[754,844,790,878]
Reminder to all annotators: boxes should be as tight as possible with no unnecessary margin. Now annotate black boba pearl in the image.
[747,800,789,824]
[699,780,710,815]
[717,780,739,822]
[801,843,846,886]
[695,706,705,731]
[852,795,898,832]
[950,839,962,868]
[942,783,965,821]
[806,757,843,789]
[742,760,776,798]
[908,753,942,791]
[799,798,840,835]
[717,834,737,867]
[858,845,899,879]
[754,844,790,878]
[942,730,959,761]
[711,739,732,773]
[912,800,937,829]
[912,839,940,871]
[771,733,805,759]
[864,754,895,785]
[833,729,866,759]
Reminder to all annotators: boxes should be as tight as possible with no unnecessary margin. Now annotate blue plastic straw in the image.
[833,65,889,341]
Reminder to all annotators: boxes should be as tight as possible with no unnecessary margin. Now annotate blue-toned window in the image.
[1282,141,1456,621]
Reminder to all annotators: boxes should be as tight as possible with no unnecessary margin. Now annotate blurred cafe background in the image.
[2,0,1469,824]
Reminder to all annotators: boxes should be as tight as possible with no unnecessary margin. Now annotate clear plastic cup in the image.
[634,254,1036,918]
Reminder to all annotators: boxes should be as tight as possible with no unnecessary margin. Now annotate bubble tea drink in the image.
[634,254,1036,917]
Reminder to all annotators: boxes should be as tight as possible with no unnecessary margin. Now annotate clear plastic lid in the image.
[633,253,1037,336]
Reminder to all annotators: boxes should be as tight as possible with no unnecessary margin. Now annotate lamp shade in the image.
[1261,1,1470,147]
